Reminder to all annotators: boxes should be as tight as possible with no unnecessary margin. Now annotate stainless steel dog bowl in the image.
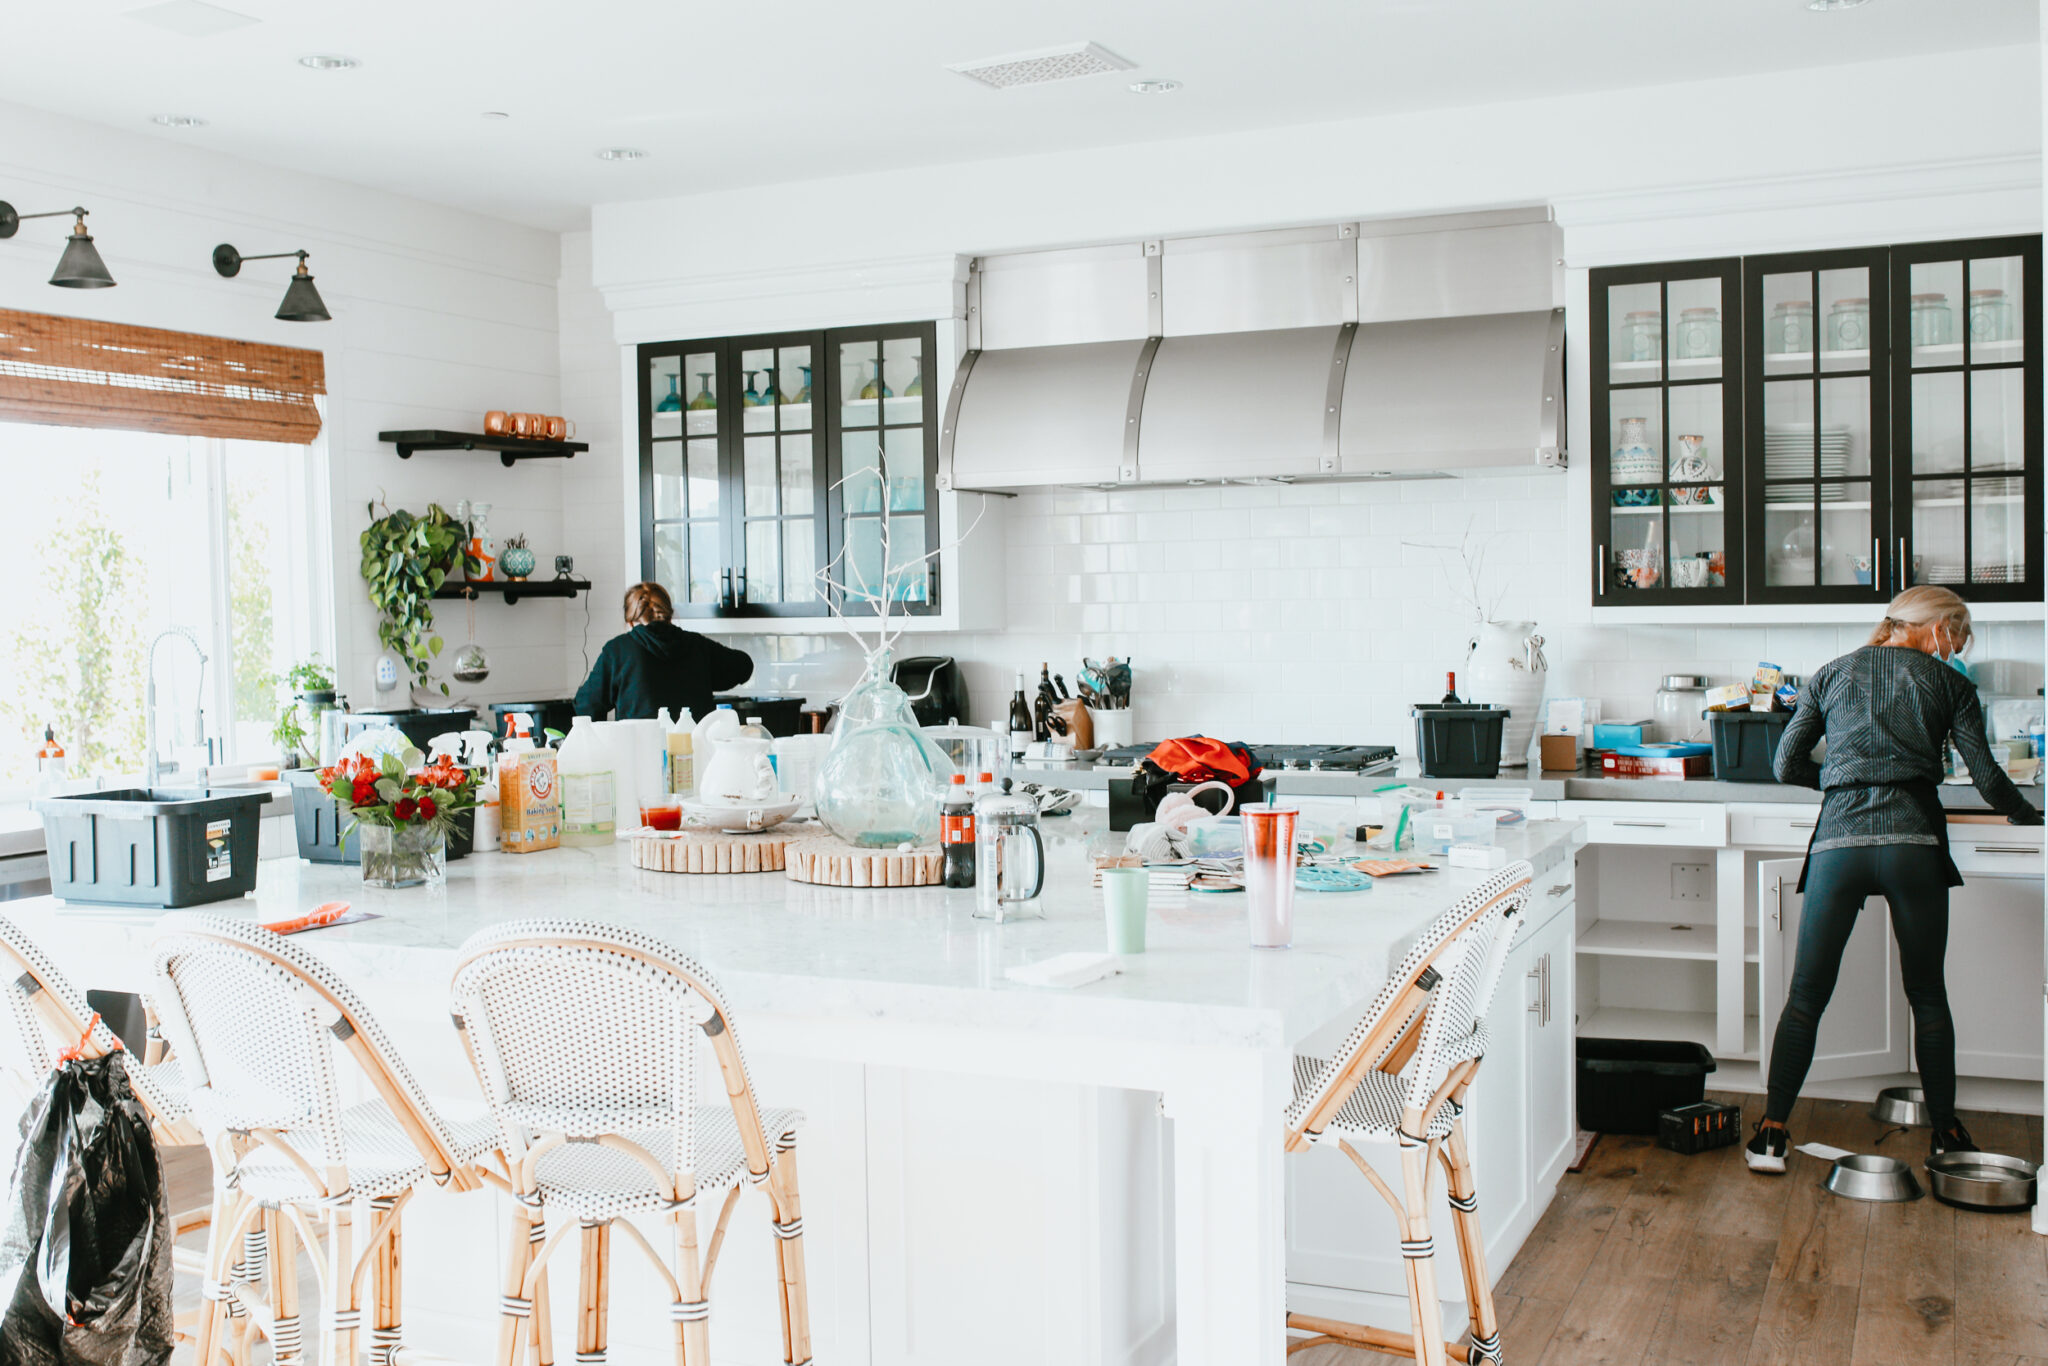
[1869,1086,1930,1127]
[1824,1154,1922,1203]
[1924,1151,2038,1212]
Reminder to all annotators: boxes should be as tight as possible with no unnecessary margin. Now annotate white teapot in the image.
[698,736,778,804]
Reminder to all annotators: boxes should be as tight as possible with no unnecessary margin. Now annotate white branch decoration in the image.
[1402,517,1506,624]
[813,469,990,673]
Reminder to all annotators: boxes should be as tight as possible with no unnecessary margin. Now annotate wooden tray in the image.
[631,830,794,875]
[784,836,944,888]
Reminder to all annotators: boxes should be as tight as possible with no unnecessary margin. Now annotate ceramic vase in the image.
[813,648,955,847]
[500,544,536,580]
[1464,621,1548,769]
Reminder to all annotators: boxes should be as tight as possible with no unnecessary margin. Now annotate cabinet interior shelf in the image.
[380,429,588,466]
[433,578,591,603]
[1575,919,1758,963]
[1578,1006,1759,1060]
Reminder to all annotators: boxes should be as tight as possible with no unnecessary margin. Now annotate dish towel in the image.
[1005,952,1125,989]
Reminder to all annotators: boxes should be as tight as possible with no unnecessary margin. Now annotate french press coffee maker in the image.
[972,779,1044,921]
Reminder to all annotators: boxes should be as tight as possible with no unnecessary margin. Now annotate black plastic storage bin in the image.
[285,769,470,863]
[342,708,476,754]
[1411,704,1510,780]
[1706,708,1794,783]
[35,788,264,908]
[712,695,806,738]
[488,699,577,742]
[1576,1037,1717,1134]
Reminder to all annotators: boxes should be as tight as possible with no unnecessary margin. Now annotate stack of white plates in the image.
[1765,425,1853,503]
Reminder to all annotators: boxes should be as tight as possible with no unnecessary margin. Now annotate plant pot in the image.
[359,823,445,889]
[500,546,536,579]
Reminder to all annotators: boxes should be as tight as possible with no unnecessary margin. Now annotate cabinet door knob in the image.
[1546,882,1571,898]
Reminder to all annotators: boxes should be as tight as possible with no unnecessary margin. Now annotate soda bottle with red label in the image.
[941,772,976,888]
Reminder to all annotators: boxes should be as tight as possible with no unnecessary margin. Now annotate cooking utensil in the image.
[1869,1086,1930,1128]
[1824,1154,1922,1203]
[1924,1151,2038,1211]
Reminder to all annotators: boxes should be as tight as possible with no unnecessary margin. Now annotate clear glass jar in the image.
[1620,310,1661,363]
[1825,297,1870,352]
[1910,293,1955,348]
[360,823,445,889]
[1672,307,1721,360]
[1652,675,1710,745]
[813,648,956,847]
[1968,288,2012,344]
[1768,301,1814,355]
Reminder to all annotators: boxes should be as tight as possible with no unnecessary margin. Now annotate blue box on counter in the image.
[1592,722,1646,750]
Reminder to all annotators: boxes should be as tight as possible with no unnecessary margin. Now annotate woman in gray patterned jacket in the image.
[1746,586,2041,1174]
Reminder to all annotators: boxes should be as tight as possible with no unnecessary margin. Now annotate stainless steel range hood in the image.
[942,210,1565,491]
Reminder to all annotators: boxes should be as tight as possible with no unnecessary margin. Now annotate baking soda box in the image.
[500,750,561,853]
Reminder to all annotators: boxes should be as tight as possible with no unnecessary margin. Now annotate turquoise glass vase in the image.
[812,648,955,847]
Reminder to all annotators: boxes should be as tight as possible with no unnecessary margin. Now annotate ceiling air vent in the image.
[949,41,1136,91]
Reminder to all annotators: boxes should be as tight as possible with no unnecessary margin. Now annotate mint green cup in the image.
[1101,867,1149,954]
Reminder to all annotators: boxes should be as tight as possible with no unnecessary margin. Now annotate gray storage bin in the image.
[35,788,263,908]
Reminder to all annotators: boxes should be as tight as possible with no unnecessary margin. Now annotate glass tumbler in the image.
[1240,804,1299,949]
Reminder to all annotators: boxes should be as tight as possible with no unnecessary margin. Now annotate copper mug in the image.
[543,415,575,441]
[510,412,541,438]
[483,410,511,436]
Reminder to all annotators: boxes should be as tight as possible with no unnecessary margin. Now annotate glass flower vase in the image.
[359,823,445,889]
[813,649,956,848]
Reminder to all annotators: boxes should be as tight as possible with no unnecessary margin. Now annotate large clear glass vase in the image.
[359,823,445,889]
[814,650,956,847]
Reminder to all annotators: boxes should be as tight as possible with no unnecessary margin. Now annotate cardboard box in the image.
[1600,752,1712,779]
[499,750,560,853]
[1539,734,1579,772]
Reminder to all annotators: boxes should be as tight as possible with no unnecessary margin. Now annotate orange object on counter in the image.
[265,901,353,935]
[251,765,281,782]
[641,804,682,832]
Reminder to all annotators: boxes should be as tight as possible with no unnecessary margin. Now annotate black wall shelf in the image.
[380,429,587,467]
[434,578,591,604]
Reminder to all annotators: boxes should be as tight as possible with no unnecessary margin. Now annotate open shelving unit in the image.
[433,578,591,604]
[379,429,588,466]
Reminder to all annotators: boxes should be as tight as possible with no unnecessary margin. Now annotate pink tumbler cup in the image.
[1240,803,1298,949]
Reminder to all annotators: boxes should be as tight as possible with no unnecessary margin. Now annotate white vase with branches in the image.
[1405,522,1547,768]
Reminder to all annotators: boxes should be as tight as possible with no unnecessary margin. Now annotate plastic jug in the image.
[660,707,695,796]
[691,705,743,799]
[556,717,616,846]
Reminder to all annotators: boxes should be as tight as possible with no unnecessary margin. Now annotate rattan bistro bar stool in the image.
[449,921,810,1366]
[152,914,500,1366]
[1282,863,1533,1366]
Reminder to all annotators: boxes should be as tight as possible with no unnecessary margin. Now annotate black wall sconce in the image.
[212,243,330,321]
[0,202,116,288]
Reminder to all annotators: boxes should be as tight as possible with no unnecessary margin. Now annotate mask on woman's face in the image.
[1936,625,1973,675]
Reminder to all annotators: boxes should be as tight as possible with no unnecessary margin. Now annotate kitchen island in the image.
[4,813,1581,1365]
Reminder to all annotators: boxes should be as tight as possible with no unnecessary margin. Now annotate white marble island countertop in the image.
[5,813,1580,1054]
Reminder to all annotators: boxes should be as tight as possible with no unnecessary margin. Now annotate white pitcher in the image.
[1464,621,1547,769]
[699,736,777,804]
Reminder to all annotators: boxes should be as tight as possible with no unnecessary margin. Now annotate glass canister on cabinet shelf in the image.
[1767,300,1814,355]
[1910,293,1955,348]
[1619,310,1661,364]
[1825,297,1871,352]
[1653,675,1710,744]
[1968,288,2012,343]
[1673,307,1721,360]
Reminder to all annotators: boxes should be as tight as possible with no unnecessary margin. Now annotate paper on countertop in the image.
[1005,952,1125,990]
[1795,1142,1855,1162]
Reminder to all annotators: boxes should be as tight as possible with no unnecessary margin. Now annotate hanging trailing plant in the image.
[360,501,464,696]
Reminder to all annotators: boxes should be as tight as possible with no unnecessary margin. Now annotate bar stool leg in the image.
[194,1187,247,1366]
[370,1195,402,1366]
[576,1219,612,1366]
[767,1150,812,1366]
[324,1200,360,1366]
[1398,1143,1450,1366]
[530,1214,556,1366]
[671,1202,710,1366]
[268,1209,304,1366]
[495,1201,538,1366]
[1440,1122,1502,1365]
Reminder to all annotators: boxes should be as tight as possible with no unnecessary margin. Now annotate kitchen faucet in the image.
[144,627,208,789]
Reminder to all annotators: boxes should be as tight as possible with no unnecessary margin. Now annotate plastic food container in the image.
[1707,708,1796,783]
[1576,1038,1716,1135]
[1411,704,1510,779]
[36,788,265,908]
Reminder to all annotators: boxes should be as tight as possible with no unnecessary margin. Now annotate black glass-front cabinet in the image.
[638,322,941,619]
[1591,235,2042,606]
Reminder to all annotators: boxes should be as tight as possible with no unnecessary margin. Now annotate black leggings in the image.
[1764,844,1954,1126]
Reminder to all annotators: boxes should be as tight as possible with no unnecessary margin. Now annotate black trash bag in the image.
[0,1052,174,1366]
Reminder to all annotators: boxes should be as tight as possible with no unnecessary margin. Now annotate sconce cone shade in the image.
[276,266,330,322]
[50,229,116,288]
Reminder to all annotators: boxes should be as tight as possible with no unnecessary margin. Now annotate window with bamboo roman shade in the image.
[0,308,325,445]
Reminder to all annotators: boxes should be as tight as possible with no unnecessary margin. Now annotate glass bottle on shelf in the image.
[686,372,716,411]
[792,365,812,403]
[758,368,782,406]
[654,373,683,413]
[859,360,892,401]
[742,370,764,407]
[904,356,924,397]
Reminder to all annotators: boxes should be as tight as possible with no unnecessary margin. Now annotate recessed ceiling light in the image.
[597,148,647,162]
[152,113,207,128]
[1806,0,1870,9]
[482,111,511,120]
[297,53,359,70]
[1128,79,1182,95]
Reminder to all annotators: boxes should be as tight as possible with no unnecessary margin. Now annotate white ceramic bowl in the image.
[679,797,803,833]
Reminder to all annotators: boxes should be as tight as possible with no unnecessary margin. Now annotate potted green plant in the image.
[360,502,465,698]
[271,656,336,768]
[499,533,536,581]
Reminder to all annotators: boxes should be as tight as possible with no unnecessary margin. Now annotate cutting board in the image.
[784,836,944,888]
[630,830,794,874]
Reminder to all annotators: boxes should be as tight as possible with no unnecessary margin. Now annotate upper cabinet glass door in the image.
[641,344,730,616]
[731,335,829,615]
[1590,260,1743,605]
[826,323,940,615]
[1744,249,1891,604]
[1891,237,2042,601]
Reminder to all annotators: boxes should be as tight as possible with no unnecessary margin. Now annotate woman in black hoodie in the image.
[573,582,755,722]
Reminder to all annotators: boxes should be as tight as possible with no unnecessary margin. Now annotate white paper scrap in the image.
[1005,952,1125,990]
[1795,1142,1855,1162]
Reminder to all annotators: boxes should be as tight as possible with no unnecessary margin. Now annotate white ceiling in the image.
[1,0,2037,232]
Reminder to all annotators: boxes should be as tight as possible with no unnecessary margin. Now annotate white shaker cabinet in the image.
[1756,857,1913,1083]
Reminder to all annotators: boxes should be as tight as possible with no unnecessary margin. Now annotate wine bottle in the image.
[1442,671,1461,704]
[1008,674,1034,757]
[1033,663,1056,740]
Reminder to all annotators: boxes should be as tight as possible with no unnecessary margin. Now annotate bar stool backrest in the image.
[1400,880,1529,1119]
[1283,862,1532,1148]
[450,920,776,1188]
[0,914,182,1120]
[152,914,469,1184]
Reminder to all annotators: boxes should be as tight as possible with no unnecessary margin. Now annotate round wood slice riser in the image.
[784,836,945,888]
[631,831,793,875]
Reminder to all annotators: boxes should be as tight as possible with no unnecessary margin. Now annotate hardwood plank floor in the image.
[1293,1092,2047,1366]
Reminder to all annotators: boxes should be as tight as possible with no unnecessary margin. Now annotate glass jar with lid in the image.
[1967,288,2012,344]
[1672,307,1721,360]
[1910,293,1955,348]
[1767,301,1814,355]
[1825,297,1870,353]
[1620,310,1662,363]
[1652,674,1711,745]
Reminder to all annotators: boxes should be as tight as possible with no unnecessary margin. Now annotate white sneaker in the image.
[1744,1121,1788,1174]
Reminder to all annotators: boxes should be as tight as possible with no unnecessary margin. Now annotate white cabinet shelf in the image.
[1580,1006,1758,1060]
[1576,920,1757,963]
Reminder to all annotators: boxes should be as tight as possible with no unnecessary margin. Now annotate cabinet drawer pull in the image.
[1527,964,1543,1014]
[1968,845,2038,856]
[1612,820,1670,829]
[1546,882,1571,898]
[1788,820,1815,830]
